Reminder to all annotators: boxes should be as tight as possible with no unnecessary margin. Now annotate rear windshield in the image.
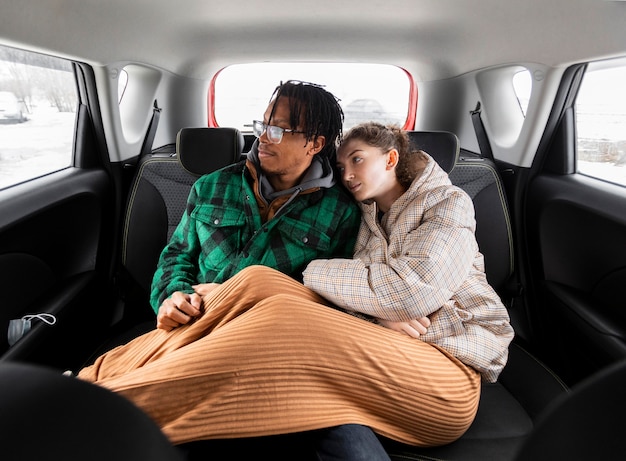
[211,62,414,132]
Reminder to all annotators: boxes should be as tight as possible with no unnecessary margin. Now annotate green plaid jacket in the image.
[150,160,361,312]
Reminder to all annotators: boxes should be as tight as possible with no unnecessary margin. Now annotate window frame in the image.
[207,62,418,131]
[574,57,626,187]
[0,45,80,190]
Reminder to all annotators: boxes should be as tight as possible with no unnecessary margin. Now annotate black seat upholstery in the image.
[120,127,244,314]
[83,129,568,459]
[408,129,460,174]
[0,362,183,461]
[386,132,568,460]
[177,127,245,175]
[450,156,514,293]
[408,131,513,291]
[88,128,244,357]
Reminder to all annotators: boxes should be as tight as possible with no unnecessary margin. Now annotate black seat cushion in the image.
[384,380,531,460]
[383,342,567,460]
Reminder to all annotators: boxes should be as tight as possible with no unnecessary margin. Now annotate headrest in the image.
[176,127,245,176]
[406,130,460,173]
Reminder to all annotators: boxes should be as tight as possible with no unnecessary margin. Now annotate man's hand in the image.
[156,291,203,331]
[377,316,431,339]
[192,282,221,297]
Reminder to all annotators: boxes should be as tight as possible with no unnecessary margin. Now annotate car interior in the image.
[1,1,625,459]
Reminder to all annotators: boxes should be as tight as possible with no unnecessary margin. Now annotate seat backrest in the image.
[407,130,459,173]
[514,359,626,460]
[0,362,183,461]
[121,127,244,312]
[407,131,513,297]
[449,154,514,296]
[177,127,245,175]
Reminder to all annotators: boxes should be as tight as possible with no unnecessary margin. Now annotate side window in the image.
[575,61,626,186]
[0,45,77,190]
[117,68,129,104]
[513,69,531,117]
[211,63,414,132]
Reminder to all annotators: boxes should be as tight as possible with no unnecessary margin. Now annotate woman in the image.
[78,122,513,449]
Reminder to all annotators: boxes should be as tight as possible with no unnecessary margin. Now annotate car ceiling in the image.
[1,0,625,81]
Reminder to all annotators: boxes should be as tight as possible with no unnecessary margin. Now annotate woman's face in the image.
[337,138,399,207]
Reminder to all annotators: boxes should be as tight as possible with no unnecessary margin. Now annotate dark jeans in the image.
[315,424,392,461]
[178,424,391,461]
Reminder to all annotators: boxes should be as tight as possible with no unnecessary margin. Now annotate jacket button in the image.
[214,219,220,225]
[302,236,309,244]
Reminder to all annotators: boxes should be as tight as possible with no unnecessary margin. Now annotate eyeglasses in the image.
[252,120,305,144]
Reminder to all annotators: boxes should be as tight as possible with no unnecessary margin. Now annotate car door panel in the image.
[526,166,626,383]
[0,168,113,366]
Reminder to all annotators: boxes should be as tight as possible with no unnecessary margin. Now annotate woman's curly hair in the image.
[340,122,428,188]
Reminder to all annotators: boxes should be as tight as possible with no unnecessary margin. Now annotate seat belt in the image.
[470,102,524,308]
[470,101,495,162]
[113,99,161,325]
[140,99,162,157]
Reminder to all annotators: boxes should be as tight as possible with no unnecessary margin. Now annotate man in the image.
[145,80,391,460]
[151,80,360,330]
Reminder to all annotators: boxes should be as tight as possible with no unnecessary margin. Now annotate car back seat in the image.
[408,131,514,295]
[90,128,567,460]
[121,127,244,307]
[91,127,244,354]
[382,131,568,460]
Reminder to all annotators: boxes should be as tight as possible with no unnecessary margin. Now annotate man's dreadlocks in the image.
[268,80,344,163]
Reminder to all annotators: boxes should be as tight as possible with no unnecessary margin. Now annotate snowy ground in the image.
[579,160,626,186]
[0,109,75,189]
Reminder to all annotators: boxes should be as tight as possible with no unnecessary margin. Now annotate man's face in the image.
[257,96,325,191]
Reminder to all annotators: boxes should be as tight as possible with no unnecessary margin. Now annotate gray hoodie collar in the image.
[248,140,336,204]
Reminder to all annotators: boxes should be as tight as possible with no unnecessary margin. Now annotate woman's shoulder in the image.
[397,175,474,229]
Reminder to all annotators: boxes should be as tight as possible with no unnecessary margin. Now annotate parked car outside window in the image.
[0,91,26,123]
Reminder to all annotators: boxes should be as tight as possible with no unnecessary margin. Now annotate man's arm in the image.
[150,182,204,314]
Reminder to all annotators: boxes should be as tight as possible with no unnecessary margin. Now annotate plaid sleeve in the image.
[303,188,477,321]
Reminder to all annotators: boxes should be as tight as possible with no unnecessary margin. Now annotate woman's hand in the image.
[156,291,203,331]
[377,316,431,339]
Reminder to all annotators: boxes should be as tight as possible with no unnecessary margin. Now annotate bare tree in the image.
[0,45,76,113]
